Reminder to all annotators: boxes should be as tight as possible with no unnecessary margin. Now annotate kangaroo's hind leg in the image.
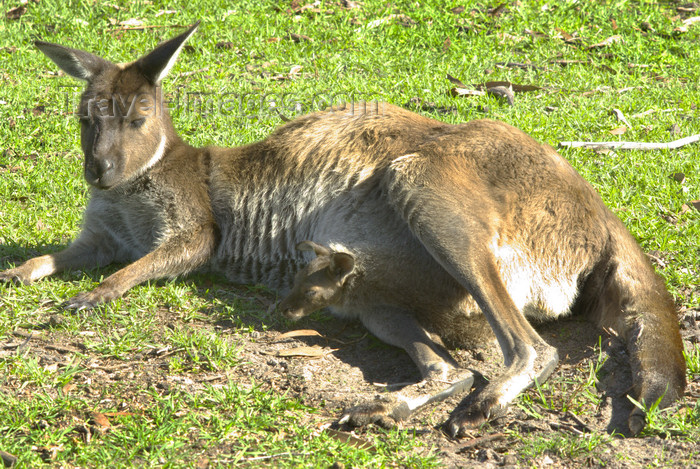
[386,159,559,437]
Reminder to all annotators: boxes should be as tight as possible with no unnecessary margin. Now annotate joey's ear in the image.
[329,252,355,284]
[136,20,200,84]
[296,241,330,257]
[34,42,113,82]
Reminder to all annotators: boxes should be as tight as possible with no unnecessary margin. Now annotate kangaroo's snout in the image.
[85,157,116,188]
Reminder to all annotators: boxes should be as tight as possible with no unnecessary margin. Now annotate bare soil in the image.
[3,279,699,468]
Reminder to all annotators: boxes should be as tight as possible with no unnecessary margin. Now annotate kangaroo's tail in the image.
[594,219,686,435]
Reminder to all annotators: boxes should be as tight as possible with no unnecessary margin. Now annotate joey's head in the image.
[35,22,200,190]
[279,241,356,321]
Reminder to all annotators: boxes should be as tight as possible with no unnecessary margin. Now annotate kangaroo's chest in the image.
[84,181,176,261]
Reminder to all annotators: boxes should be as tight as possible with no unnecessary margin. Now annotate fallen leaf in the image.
[450,88,485,97]
[215,41,236,49]
[609,126,627,135]
[264,345,331,358]
[495,62,542,71]
[62,383,77,394]
[524,29,548,38]
[640,21,654,32]
[487,86,514,105]
[690,200,700,211]
[489,3,507,17]
[660,212,678,225]
[450,6,465,14]
[103,411,138,417]
[667,123,681,135]
[288,32,313,42]
[556,27,582,44]
[36,444,63,462]
[442,37,451,51]
[90,411,111,432]
[611,108,631,127]
[362,14,415,29]
[475,81,541,92]
[289,64,303,76]
[43,363,58,372]
[446,73,467,88]
[587,35,622,49]
[675,16,700,32]
[0,450,17,468]
[155,9,177,16]
[6,6,26,20]
[267,37,281,43]
[550,59,588,66]
[275,329,322,341]
[672,172,686,183]
[119,18,144,27]
[324,429,376,451]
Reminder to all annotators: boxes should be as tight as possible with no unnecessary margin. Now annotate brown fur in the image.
[0,23,685,436]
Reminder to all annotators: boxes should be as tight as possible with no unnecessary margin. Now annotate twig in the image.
[549,421,584,435]
[215,452,303,463]
[631,108,682,118]
[45,344,81,354]
[611,108,631,128]
[560,133,700,150]
[565,410,593,433]
[454,432,506,453]
[108,24,186,32]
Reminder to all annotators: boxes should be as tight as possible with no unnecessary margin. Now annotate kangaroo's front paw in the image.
[63,291,112,311]
[63,282,124,311]
[0,269,31,286]
[339,401,398,429]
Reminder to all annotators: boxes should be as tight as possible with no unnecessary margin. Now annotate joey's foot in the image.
[628,408,646,436]
[446,394,507,437]
[339,401,398,429]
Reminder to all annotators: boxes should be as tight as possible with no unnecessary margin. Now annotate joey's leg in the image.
[64,225,216,310]
[0,235,118,285]
[339,307,475,428]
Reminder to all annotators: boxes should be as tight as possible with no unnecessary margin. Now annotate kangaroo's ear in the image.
[136,20,200,84]
[34,42,112,82]
[329,252,355,284]
[296,241,330,257]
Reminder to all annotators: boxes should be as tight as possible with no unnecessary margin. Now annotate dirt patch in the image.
[3,282,699,468]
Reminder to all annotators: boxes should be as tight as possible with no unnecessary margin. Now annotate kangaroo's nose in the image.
[97,158,114,175]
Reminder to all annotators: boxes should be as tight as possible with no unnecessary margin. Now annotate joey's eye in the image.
[305,289,318,299]
[130,118,146,129]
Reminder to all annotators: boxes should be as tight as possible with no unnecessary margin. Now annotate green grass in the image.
[1,0,700,467]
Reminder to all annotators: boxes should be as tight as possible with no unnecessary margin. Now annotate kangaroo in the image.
[0,23,685,436]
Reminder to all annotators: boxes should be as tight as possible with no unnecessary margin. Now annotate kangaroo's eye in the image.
[130,118,146,129]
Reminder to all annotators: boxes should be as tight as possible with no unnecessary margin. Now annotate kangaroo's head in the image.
[279,241,356,321]
[35,22,199,190]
